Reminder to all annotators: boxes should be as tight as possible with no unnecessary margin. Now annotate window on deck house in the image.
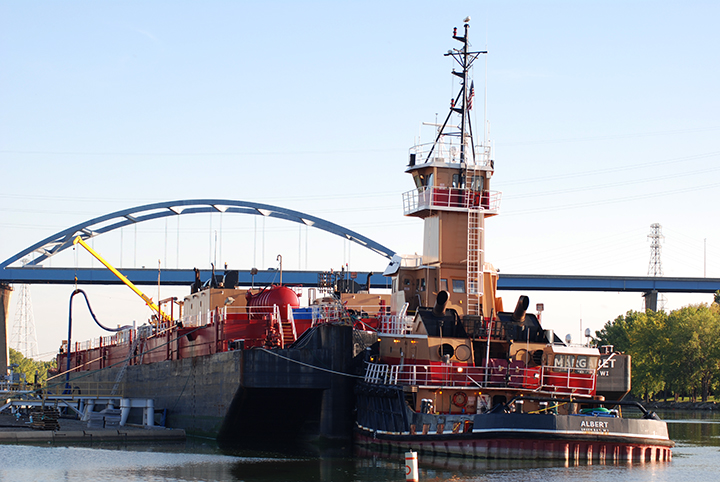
[452,279,466,293]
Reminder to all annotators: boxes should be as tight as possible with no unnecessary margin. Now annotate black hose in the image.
[66,288,126,386]
[70,288,126,333]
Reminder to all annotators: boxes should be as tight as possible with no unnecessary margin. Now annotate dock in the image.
[0,413,185,444]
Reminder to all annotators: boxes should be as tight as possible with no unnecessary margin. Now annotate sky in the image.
[1,1,719,359]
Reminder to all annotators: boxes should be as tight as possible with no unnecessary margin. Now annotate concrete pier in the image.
[0,284,12,376]
[0,412,185,444]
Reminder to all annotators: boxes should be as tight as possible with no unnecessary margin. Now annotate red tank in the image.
[246,286,300,321]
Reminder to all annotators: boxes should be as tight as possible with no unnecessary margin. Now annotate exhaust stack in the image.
[433,290,449,317]
[512,295,530,323]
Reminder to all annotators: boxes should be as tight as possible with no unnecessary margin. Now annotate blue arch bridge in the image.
[1,199,719,307]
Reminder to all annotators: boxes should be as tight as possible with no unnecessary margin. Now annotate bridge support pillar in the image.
[0,283,12,376]
[643,290,658,311]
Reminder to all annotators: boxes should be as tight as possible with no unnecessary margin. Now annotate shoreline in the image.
[643,401,718,411]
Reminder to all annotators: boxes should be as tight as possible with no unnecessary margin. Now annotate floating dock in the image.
[0,413,185,444]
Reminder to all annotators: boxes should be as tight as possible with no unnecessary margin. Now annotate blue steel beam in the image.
[0,267,393,289]
[498,274,720,293]
[1,268,719,294]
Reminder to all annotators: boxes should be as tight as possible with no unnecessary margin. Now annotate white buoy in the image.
[405,450,419,482]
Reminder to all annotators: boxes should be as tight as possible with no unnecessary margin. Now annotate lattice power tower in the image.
[647,223,664,276]
[644,223,665,311]
[10,282,39,359]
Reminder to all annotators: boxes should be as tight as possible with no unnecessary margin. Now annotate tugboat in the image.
[354,19,674,463]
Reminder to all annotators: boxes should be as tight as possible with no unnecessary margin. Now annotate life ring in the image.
[452,391,468,408]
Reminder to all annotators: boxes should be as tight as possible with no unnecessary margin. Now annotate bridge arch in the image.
[0,199,396,269]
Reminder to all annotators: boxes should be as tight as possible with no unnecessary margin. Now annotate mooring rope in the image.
[257,348,365,379]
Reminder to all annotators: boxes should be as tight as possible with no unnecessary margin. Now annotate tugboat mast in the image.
[426,17,487,168]
[395,18,499,319]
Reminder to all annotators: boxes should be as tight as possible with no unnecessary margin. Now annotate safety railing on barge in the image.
[60,301,387,357]
[362,361,596,398]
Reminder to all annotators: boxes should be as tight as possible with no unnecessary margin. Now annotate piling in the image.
[0,284,12,376]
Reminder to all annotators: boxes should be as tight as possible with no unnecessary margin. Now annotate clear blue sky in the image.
[1,1,719,358]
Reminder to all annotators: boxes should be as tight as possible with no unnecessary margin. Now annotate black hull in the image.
[354,382,673,462]
[65,325,374,447]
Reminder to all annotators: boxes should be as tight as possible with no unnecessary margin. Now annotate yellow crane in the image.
[72,236,171,324]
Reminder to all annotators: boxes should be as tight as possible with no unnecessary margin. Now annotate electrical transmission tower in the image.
[10,283,39,359]
[644,223,666,311]
[647,223,664,276]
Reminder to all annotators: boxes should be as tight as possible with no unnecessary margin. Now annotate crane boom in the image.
[72,236,171,324]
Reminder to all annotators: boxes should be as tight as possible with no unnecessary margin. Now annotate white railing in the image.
[402,186,501,215]
[410,141,492,167]
[287,305,297,340]
[379,303,413,335]
[363,362,596,397]
[363,363,402,385]
[312,304,343,324]
[181,309,212,328]
[310,303,388,326]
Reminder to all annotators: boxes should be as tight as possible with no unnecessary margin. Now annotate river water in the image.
[1,411,718,482]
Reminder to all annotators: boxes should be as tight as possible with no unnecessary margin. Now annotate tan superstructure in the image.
[390,154,502,319]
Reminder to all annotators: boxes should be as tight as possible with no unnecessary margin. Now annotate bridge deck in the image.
[1,267,719,293]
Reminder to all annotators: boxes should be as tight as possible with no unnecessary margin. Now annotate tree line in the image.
[594,293,720,402]
[8,348,56,386]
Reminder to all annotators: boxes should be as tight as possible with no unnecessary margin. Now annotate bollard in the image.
[405,450,419,482]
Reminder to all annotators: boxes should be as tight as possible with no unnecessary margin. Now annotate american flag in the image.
[467,81,475,110]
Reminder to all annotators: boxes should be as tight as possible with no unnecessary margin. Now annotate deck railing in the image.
[410,141,493,167]
[379,303,413,335]
[363,361,596,397]
[402,186,501,216]
[58,302,388,357]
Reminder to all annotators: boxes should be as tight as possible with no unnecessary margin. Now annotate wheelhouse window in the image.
[470,175,484,192]
[452,279,465,293]
[413,173,435,189]
[452,173,465,189]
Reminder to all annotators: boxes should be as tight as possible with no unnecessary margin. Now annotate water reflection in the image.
[2,412,720,482]
[658,410,720,447]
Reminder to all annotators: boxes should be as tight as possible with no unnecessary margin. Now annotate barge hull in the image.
[61,324,368,444]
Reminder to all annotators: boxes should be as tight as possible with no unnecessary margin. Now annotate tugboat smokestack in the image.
[434,290,449,317]
[512,295,530,323]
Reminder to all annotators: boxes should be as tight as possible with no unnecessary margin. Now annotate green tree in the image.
[664,304,720,402]
[8,348,56,385]
[627,310,668,401]
[602,303,720,402]
[594,310,637,353]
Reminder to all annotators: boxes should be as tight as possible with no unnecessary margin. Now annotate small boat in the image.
[353,18,673,463]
